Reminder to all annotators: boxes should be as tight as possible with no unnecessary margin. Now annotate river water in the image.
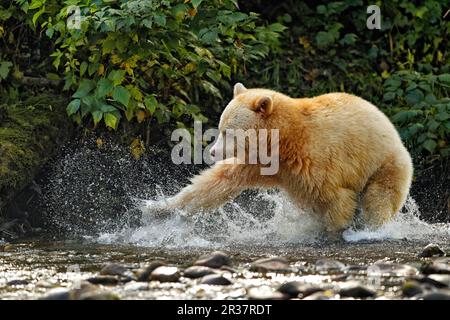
[1,142,449,300]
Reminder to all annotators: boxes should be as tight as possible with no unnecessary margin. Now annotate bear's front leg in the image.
[167,161,267,213]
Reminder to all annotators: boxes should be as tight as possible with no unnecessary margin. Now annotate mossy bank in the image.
[0,94,73,236]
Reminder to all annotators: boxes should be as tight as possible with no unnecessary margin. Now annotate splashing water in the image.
[96,193,450,249]
[343,197,450,242]
[40,140,450,249]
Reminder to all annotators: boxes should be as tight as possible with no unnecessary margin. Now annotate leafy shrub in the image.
[16,0,283,132]
[240,0,450,164]
[383,71,450,161]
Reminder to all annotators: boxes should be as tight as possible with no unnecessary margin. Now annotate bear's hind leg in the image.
[361,156,412,227]
[322,188,358,233]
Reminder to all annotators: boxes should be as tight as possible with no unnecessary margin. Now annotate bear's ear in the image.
[254,96,273,116]
[233,83,247,97]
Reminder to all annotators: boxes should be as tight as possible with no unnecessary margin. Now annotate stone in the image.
[302,290,334,300]
[419,290,450,300]
[419,243,445,258]
[200,274,232,285]
[136,260,166,281]
[40,288,71,300]
[247,286,287,300]
[7,279,29,286]
[150,266,180,283]
[183,266,217,279]
[338,282,376,298]
[100,263,135,280]
[421,258,450,275]
[194,251,231,269]
[277,281,326,298]
[315,259,346,272]
[79,291,120,300]
[426,274,450,288]
[368,262,419,277]
[86,275,120,285]
[402,280,424,297]
[249,257,290,273]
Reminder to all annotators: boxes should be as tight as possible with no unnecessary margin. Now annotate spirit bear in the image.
[163,83,413,232]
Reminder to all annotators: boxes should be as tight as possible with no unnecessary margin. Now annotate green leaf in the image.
[438,74,450,85]
[154,14,166,27]
[66,99,81,116]
[99,103,117,113]
[112,86,131,106]
[0,61,13,79]
[29,0,44,10]
[191,0,204,9]
[92,110,103,125]
[199,28,218,44]
[316,31,334,47]
[436,112,450,121]
[32,5,45,26]
[317,5,327,14]
[383,92,396,102]
[269,23,287,33]
[72,80,95,98]
[79,61,88,77]
[384,78,402,89]
[423,139,437,153]
[108,70,126,86]
[104,112,119,129]
[405,89,424,105]
[96,78,114,98]
[144,95,158,114]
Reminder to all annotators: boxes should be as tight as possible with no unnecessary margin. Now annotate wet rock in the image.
[194,251,231,269]
[419,243,445,258]
[338,282,376,298]
[421,258,450,275]
[136,260,166,281]
[183,266,217,279]
[368,262,419,277]
[123,281,149,291]
[345,265,367,272]
[79,291,120,300]
[315,259,346,272]
[0,243,12,252]
[150,266,180,283]
[7,279,29,286]
[402,280,424,297]
[100,263,135,280]
[247,286,288,300]
[40,288,71,300]
[36,279,58,288]
[425,274,450,288]
[249,257,290,273]
[200,274,232,285]
[220,265,238,273]
[277,281,326,298]
[87,275,120,285]
[302,290,334,300]
[419,290,450,300]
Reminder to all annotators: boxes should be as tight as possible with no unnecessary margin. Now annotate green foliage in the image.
[10,0,282,131]
[1,0,449,165]
[383,71,450,161]
[240,0,450,164]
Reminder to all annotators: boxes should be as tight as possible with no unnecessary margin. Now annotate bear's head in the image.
[209,83,280,165]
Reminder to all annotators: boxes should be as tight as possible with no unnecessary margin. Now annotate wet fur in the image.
[166,85,413,233]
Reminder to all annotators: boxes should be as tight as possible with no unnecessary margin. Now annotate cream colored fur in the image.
[166,83,413,233]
